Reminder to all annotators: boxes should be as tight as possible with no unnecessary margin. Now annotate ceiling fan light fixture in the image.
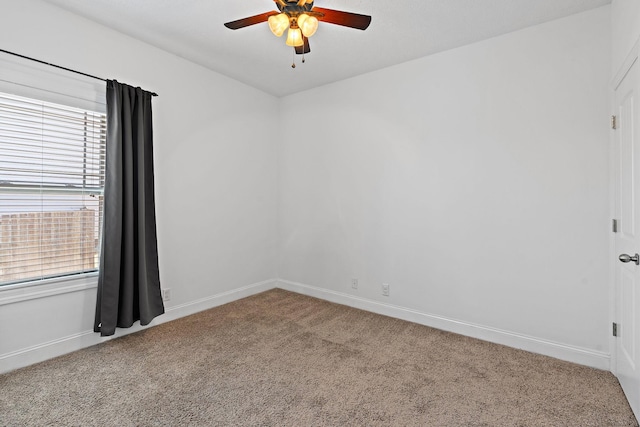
[297,13,318,38]
[224,3,372,66]
[268,13,289,37]
[285,27,304,47]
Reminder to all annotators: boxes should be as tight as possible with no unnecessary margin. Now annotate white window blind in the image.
[0,91,106,286]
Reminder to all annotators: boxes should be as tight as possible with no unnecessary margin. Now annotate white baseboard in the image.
[164,278,275,318]
[2,278,610,374]
[0,279,277,374]
[276,279,610,371]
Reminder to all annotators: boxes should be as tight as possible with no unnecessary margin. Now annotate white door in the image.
[615,58,640,417]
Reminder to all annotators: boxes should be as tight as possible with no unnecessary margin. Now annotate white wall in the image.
[611,0,640,75]
[278,7,611,368]
[0,0,278,373]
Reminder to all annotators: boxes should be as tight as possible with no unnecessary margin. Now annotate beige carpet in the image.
[0,288,637,426]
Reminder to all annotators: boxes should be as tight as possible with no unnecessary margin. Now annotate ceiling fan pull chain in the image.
[291,49,296,68]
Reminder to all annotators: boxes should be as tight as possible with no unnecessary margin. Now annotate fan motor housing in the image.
[277,1,314,14]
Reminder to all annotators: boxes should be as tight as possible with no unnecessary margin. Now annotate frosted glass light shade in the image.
[268,13,289,37]
[285,28,304,47]
[297,14,318,38]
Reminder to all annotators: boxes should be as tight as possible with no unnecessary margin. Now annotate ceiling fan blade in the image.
[295,37,311,55]
[312,7,371,30]
[224,11,277,30]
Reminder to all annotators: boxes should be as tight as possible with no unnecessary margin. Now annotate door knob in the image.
[619,253,640,265]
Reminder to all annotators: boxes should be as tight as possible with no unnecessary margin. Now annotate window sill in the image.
[0,272,98,306]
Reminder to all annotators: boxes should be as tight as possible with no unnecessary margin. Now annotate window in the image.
[0,92,106,286]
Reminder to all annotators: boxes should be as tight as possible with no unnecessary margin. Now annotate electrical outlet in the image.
[161,288,171,302]
[351,278,359,289]
[382,283,389,296]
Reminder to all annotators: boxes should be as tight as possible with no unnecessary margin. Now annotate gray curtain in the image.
[94,80,164,337]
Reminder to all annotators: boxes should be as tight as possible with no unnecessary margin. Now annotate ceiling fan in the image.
[224,0,371,65]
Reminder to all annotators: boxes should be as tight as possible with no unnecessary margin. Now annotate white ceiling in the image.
[43,0,611,97]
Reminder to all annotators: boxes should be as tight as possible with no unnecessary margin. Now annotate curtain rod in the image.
[0,48,158,97]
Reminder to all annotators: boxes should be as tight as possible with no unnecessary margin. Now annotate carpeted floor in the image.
[0,288,637,426]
